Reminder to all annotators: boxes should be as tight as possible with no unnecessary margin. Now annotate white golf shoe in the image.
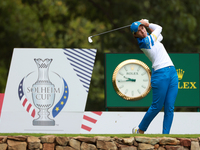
[132,126,140,134]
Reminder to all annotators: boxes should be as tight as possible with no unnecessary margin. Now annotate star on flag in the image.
[52,78,69,118]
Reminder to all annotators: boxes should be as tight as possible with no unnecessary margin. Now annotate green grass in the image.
[0,133,200,138]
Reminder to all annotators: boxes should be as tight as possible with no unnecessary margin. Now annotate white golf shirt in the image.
[136,23,174,71]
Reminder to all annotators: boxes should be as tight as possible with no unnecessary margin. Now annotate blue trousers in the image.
[139,66,178,134]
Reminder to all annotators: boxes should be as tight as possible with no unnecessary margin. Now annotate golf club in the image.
[88,24,131,43]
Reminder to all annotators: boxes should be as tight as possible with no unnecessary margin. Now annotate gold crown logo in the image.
[176,69,185,80]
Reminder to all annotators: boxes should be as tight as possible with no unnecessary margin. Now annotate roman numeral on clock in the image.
[141,72,146,76]
[119,85,124,89]
[124,89,128,94]
[124,66,128,71]
[137,66,141,72]
[132,91,134,96]
[137,89,141,94]
[142,85,146,88]
[119,72,123,76]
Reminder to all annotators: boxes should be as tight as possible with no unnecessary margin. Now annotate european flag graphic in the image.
[52,78,69,118]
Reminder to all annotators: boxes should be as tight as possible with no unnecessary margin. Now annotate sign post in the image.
[105,53,199,108]
[0,48,97,133]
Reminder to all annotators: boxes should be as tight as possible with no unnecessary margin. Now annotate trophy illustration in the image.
[32,58,55,126]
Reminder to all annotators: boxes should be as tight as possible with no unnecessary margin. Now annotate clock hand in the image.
[130,79,136,82]
[123,76,136,82]
[127,78,136,82]
[118,79,136,82]
[118,80,126,82]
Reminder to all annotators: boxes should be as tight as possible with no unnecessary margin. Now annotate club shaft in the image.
[91,24,131,38]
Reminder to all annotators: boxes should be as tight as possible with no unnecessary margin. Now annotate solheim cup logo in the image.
[18,58,69,126]
[32,58,55,126]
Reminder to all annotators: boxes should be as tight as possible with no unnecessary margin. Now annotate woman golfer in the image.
[131,19,178,134]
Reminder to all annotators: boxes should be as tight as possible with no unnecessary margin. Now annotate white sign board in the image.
[0,48,97,133]
[81,111,200,134]
[1,48,199,134]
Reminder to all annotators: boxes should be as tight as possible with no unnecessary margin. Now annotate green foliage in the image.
[1,0,200,110]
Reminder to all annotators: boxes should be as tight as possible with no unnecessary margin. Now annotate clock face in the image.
[112,59,151,100]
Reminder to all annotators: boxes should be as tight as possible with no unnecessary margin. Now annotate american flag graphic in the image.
[18,78,36,118]
[81,111,102,132]
[52,78,69,118]
[63,48,97,93]
[0,93,4,118]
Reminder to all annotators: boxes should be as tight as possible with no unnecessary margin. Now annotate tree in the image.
[0,0,200,111]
